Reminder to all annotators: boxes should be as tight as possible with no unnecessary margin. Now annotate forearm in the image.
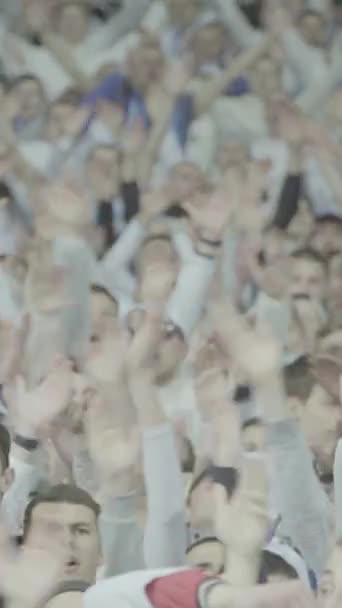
[194,38,270,116]
[267,417,330,574]
[166,248,215,339]
[99,491,144,575]
[143,423,186,567]
[281,29,316,82]
[138,98,175,187]
[91,0,150,50]
[42,33,89,90]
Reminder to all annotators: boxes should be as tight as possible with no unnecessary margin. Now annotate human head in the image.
[125,34,164,93]
[86,144,121,200]
[298,9,326,47]
[284,356,342,474]
[164,0,201,28]
[251,54,283,100]
[24,484,101,584]
[46,89,83,142]
[216,139,249,173]
[288,248,327,302]
[185,537,225,575]
[189,21,227,67]
[311,215,342,260]
[169,161,208,202]
[54,2,89,45]
[9,75,47,121]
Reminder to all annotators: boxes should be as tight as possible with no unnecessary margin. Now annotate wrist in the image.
[225,549,261,586]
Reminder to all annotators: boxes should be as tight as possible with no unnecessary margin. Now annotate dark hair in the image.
[0,424,10,471]
[315,214,342,227]
[242,417,263,432]
[23,484,100,539]
[259,551,298,583]
[283,355,316,401]
[96,201,116,253]
[290,247,326,266]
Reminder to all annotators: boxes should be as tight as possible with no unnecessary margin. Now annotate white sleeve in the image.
[214,0,264,49]
[143,424,186,568]
[141,1,168,32]
[166,245,215,339]
[101,218,146,275]
[85,0,150,53]
[281,29,320,86]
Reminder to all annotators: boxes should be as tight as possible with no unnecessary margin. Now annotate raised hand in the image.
[84,385,140,486]
[214,453,269,581]
[12,357,73,438]
[211,298,282,385]
[0,520,66,608]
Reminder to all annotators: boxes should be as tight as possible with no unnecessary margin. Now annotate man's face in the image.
[170,162,207,202]
[126,39,164,92]
[252,56,282,100]
[191,24,226,66]
[87,146,121,198]
[13,79,46,120]
[311,223,342,259]
[47,101,74,141]
[186,540,225,575]
[140,238,175,271]
[26,502,100,583]
[57,3,89,45]
[299,13,325,47]
[301,384,342,474]
[216,141,248,173]
[288,257,326,301]
[165,0,200,28]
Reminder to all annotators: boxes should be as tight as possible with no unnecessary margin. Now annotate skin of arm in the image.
[193,37,271,116]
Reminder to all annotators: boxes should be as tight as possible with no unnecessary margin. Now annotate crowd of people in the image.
[0,0,342,606]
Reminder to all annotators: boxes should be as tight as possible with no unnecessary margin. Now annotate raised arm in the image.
[193,37,271,116]
[126,311,187,568]
[212,302,330,576]
[214,0,264,49]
